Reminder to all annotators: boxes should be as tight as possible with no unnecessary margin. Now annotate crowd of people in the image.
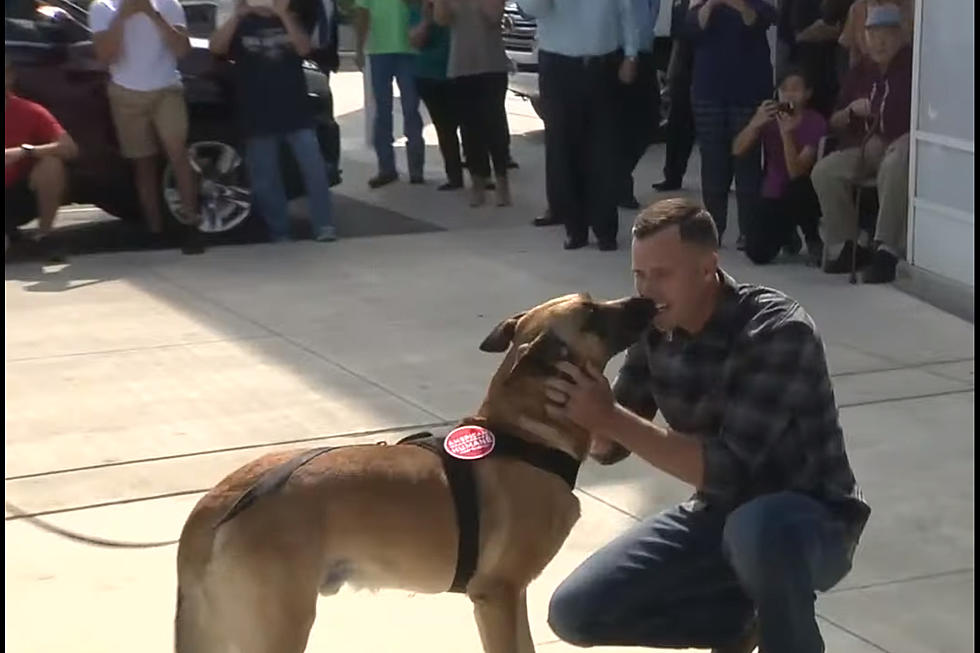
[6,0,915,283]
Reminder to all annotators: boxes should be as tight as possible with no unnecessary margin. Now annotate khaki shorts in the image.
[107,83,189,159]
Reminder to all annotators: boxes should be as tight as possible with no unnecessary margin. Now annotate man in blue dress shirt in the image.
[518,0,639,252]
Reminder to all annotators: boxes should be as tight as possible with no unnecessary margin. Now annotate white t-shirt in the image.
[88,0,187,92]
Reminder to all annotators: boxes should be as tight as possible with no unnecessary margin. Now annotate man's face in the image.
[865,25,903,66]
[631,226,718,332]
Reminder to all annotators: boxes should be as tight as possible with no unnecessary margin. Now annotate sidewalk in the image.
[4,72,974,653]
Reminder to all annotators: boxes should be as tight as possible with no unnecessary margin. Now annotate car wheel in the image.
[161,139,255,235]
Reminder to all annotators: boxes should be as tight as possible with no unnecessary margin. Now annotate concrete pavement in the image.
[5,72,974,652]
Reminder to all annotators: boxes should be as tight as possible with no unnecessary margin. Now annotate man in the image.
[811,3,910,283]
[5,55,79,260]
[617,0,662,210]
[210,0,337,243]
[89,0,204,254]
[544,198,870,652]
[354,0,424,188]
[517,0,638,252]
[651,0,696,192]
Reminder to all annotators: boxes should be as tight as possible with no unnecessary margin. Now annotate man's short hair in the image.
[632,198,719,250]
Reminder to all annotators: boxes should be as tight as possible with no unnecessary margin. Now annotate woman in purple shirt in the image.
[733,67,828,265]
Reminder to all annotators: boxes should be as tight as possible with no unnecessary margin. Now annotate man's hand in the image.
[618,57,638,85]
[544,361,616,433]
[408,23,428,50]
[848,98,871,118]
[4,148,26,168]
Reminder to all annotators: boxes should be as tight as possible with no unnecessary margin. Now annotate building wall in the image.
[908,0,975,288]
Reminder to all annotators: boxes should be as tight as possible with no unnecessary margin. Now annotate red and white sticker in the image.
[444,426,496,460]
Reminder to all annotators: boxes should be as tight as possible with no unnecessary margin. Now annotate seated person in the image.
[4,54,79,259]
[733,67,827,266]
[811,3,910,283]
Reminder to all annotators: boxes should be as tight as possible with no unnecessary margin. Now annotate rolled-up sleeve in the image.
[701,322,824,503]
[612,340,659,420]
[618,0,639,56]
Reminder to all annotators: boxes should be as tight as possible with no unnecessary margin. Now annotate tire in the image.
[161,131,262,239]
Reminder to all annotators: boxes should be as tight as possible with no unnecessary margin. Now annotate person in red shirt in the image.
[5,54,79,259]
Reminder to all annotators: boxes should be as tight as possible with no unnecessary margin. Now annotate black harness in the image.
[215,425,581,594]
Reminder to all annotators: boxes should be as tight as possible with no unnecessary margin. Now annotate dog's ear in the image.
[508,329,568,380]
[479,312,527,352]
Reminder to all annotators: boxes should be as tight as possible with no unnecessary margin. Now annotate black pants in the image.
[618,50,661,199]
[454,72,509,180]
[662,40,695,185]
[693,101,763,240]
[540,49,620,244]
[744,177,822,265]
[416,76,463,185]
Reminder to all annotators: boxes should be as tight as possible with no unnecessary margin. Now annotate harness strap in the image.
[215,446,337,528]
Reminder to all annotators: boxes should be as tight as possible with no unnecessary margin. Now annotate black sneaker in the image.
[823,241,872,274]
[533,213,562,227]
[783,231,803,256]
[438,180,464,191]
[37,236,68,263]
[617,196,641,210]
[180,226,206,255]
[736,235,746,251]
[863,248,899,284]
[652,179,682,192]
[805,237,824,267]
[368,171,398,189]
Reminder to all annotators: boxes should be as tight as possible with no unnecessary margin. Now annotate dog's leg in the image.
[516,589,535,653]
[469,580,522,653]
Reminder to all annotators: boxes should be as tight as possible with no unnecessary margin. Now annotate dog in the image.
[174,293,656,653]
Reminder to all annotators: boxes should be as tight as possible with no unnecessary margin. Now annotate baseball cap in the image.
[865,3,903,28]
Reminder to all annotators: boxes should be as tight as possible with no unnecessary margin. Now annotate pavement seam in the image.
[827,567,974,594]
[3,335,278,364]
[4,420,455,482]
[838,387,974,409]
[814,614,895,652]
[829,356,974,381]
[141,267,449,423]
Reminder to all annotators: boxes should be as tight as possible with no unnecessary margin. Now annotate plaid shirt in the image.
[614,270,870,539]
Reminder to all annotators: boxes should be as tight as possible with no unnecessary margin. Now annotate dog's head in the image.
[479,293,656,372]
[476,294,656,455]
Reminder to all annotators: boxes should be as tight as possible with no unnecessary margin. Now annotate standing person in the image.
[652,0,697,192]
[210,0,337,243]
[354,0,425,188]
[789,0,850,117]
[89,0,205,254]
[545,198,870,653]
[517,0,638,252]
[5,55,79,261]
[433,0,512,208]
[687,0,776,250]
[617,0,662,210]
[733,67,827,265]
[408,0,463,191]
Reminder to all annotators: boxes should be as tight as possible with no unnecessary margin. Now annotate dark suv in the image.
[5,0,341,238]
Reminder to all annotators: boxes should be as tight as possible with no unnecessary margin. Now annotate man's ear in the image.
[479,312,526,352]
[507,329,568,381]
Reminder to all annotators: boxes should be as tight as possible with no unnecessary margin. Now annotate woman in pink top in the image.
[733,67,827,265]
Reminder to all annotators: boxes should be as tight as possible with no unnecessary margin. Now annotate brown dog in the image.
[174,293,656,653]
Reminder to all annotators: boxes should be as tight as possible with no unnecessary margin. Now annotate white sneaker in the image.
[315,226,337,242]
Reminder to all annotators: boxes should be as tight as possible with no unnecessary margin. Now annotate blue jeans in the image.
[548,492,856,652]
[245,128,334,241]
[369,53,424,178]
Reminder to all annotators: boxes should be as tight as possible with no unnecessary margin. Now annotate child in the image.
[733,67,827,265]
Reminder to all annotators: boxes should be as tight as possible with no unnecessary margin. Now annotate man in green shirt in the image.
[355,0,425,187]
